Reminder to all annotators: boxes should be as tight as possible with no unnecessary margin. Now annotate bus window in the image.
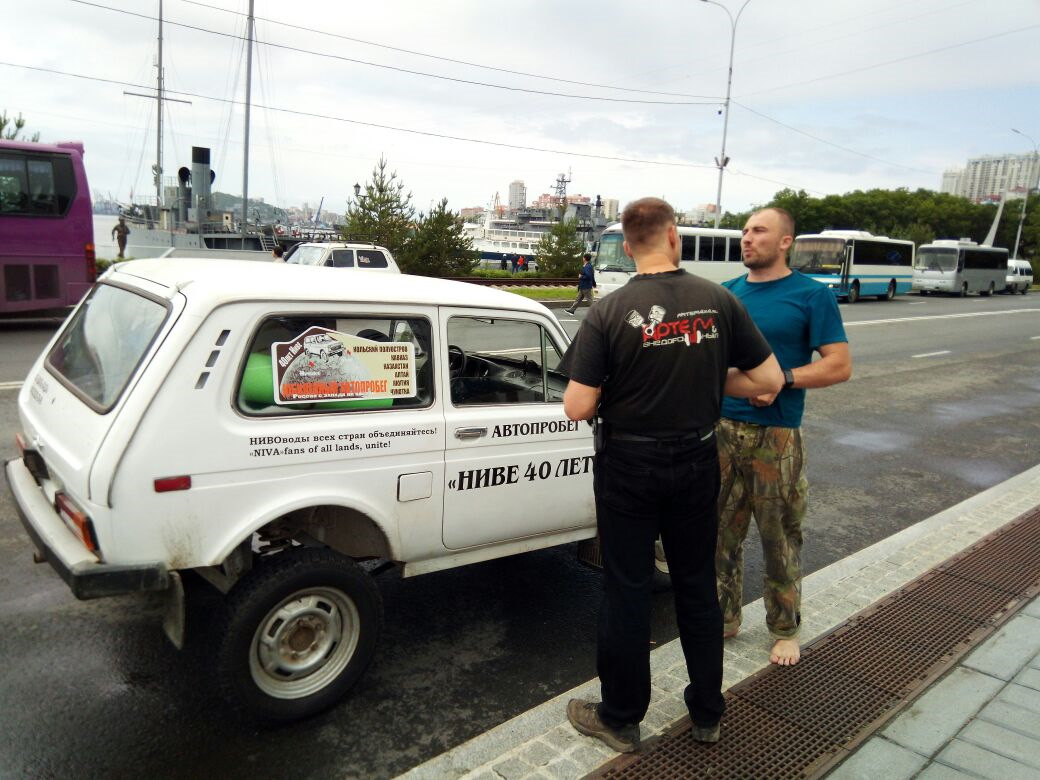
[681,236,697,262]
[728,236,742,262]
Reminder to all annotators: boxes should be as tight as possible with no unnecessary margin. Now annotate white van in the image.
[6,258,590,721]
[1004,258,1033,294]
[285,241,399,272]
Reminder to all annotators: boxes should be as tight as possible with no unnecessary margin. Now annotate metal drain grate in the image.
[588,506,1040,779]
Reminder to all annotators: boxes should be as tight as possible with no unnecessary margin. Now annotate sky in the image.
[2,0,1039,218]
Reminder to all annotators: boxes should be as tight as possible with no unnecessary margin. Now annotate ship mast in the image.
[241,0,254,244]
[154,0,164,209]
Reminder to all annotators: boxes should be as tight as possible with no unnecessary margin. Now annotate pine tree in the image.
[400,199,478,277]
[0,111,40,142]
[342,157,415,258]
[534,219,585,277]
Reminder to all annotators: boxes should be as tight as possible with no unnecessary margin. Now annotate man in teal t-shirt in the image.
[717,207,852,666]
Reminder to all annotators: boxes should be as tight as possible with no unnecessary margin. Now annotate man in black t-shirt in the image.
[560,198,782,752]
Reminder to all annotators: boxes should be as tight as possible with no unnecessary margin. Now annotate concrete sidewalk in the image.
[400,463,1040,780]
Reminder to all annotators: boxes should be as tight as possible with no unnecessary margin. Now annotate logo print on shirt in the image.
[625,306,719,348]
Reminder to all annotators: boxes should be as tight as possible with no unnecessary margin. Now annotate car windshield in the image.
[596,233,635,273]
[916,247,958,271]
[47,284,168,411]
[789,238,844,275]
[288,245,327,266]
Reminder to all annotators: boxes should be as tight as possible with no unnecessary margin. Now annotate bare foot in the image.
[770,638,800,666]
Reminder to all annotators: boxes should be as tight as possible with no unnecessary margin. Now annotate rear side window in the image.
[47,284,169,412]
[357,250,389,269]
[0,153,76,216]
[238,314,433,416]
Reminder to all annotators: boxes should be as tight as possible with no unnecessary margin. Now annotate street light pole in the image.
[1011,128,1038,260]
[701,0,754,228]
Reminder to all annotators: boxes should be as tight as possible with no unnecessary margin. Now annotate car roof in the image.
[294,242,383,250]
[105,258,550,316]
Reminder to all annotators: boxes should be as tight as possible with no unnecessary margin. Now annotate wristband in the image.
[782,368,795,389]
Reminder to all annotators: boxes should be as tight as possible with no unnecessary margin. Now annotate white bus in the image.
[594,223,744,297]
[912,239,1008,297]
[788,230,914,303]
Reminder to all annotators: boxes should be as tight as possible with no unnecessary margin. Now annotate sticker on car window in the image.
[271,326,417,404]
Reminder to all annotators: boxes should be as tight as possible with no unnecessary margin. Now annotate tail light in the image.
[85,242,97,282]
[56,492,99,554]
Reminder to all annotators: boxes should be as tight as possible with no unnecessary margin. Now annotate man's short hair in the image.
[583,253,592,261]
[621,198,676,250]
[272,245,285,258]
[756,206,795,239]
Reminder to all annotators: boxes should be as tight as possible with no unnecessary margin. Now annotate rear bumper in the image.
[5,458,168,599]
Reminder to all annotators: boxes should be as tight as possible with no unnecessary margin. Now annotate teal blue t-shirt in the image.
[721,270,847,428]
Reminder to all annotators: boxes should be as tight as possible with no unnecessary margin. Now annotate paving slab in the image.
[828,737,926,780]
[977,697,1040,740]
[957,718,1040,770]
[961,614,1040,680]
[933,737,1040,780]
[881,667,1004,756]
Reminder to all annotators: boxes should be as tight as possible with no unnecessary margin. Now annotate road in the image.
[1,292,1039,779]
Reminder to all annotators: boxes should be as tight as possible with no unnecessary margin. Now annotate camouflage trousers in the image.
[715,419,808,640]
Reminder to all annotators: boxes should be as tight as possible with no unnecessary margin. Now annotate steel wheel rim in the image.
[249,586,360,700]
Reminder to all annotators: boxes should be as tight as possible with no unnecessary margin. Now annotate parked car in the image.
[6,258,590,721]
[1004,258,1033,294]
[285,241,399,273]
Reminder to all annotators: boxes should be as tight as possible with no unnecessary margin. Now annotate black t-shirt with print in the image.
[560,269,772,438]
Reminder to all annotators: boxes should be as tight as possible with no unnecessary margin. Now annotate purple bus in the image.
[0,139,96,315]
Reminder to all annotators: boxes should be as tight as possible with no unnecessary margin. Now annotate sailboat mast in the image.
[241,0,254,241]
[156,0,164,210]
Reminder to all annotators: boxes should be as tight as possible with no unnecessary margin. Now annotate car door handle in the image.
[454,427,487,440]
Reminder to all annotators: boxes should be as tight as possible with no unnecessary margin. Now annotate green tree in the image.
[342,157,415,258]
[534,219,585,277]
[400,198,478,277]
[0,110,40,142]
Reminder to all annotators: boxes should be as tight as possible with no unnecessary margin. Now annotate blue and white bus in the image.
[594,223,744,297]
[789,230,914,303]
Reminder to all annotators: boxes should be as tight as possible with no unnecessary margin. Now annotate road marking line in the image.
[845,309,1040,327]
[912,350,952,359]
[1031,336,1040,341]
[0,381,23,391]
[906,302,927,305]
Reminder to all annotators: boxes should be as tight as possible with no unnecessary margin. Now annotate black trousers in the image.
[594,437,726,729]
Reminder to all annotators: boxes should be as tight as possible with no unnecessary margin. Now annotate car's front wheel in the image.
[216,547,382,722]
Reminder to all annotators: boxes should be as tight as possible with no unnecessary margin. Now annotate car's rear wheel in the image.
[846,282,860,304]
[216,547,382,722]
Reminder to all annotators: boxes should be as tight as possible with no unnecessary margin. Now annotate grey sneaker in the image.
[566,699,640,753]
[690,721,721,743]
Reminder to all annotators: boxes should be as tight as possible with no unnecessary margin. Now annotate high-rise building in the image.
[941,153,1040,203]
[508,180,526,211]
[600,198,620,222]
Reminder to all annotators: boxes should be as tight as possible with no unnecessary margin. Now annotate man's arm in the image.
[563,380,601,421]
[724,353,783,398]
[788,342,851,388]
[746,342,851,407]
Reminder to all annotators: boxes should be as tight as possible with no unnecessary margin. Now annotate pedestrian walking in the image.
[111,216,130,260]
[560,197,782,753]
[517,255,527,274]
[565,253,597,315]
[716,207,852,666]
[510,255,518,274]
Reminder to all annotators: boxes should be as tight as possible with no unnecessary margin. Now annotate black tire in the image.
[216,547,383,722]
[878,280,896,301]
[1023,286,1029,295]
[960,282,968,297]
[846,282,860,304]
[319,349,328,361]
[981,282,994,297]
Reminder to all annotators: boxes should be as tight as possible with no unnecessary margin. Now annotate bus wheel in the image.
[981,282,994,297]
[216,548,382,722]
[1022,286,1029,295]
[960,282,968,297]
[878,280,896,301]
[846,282,860,304]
